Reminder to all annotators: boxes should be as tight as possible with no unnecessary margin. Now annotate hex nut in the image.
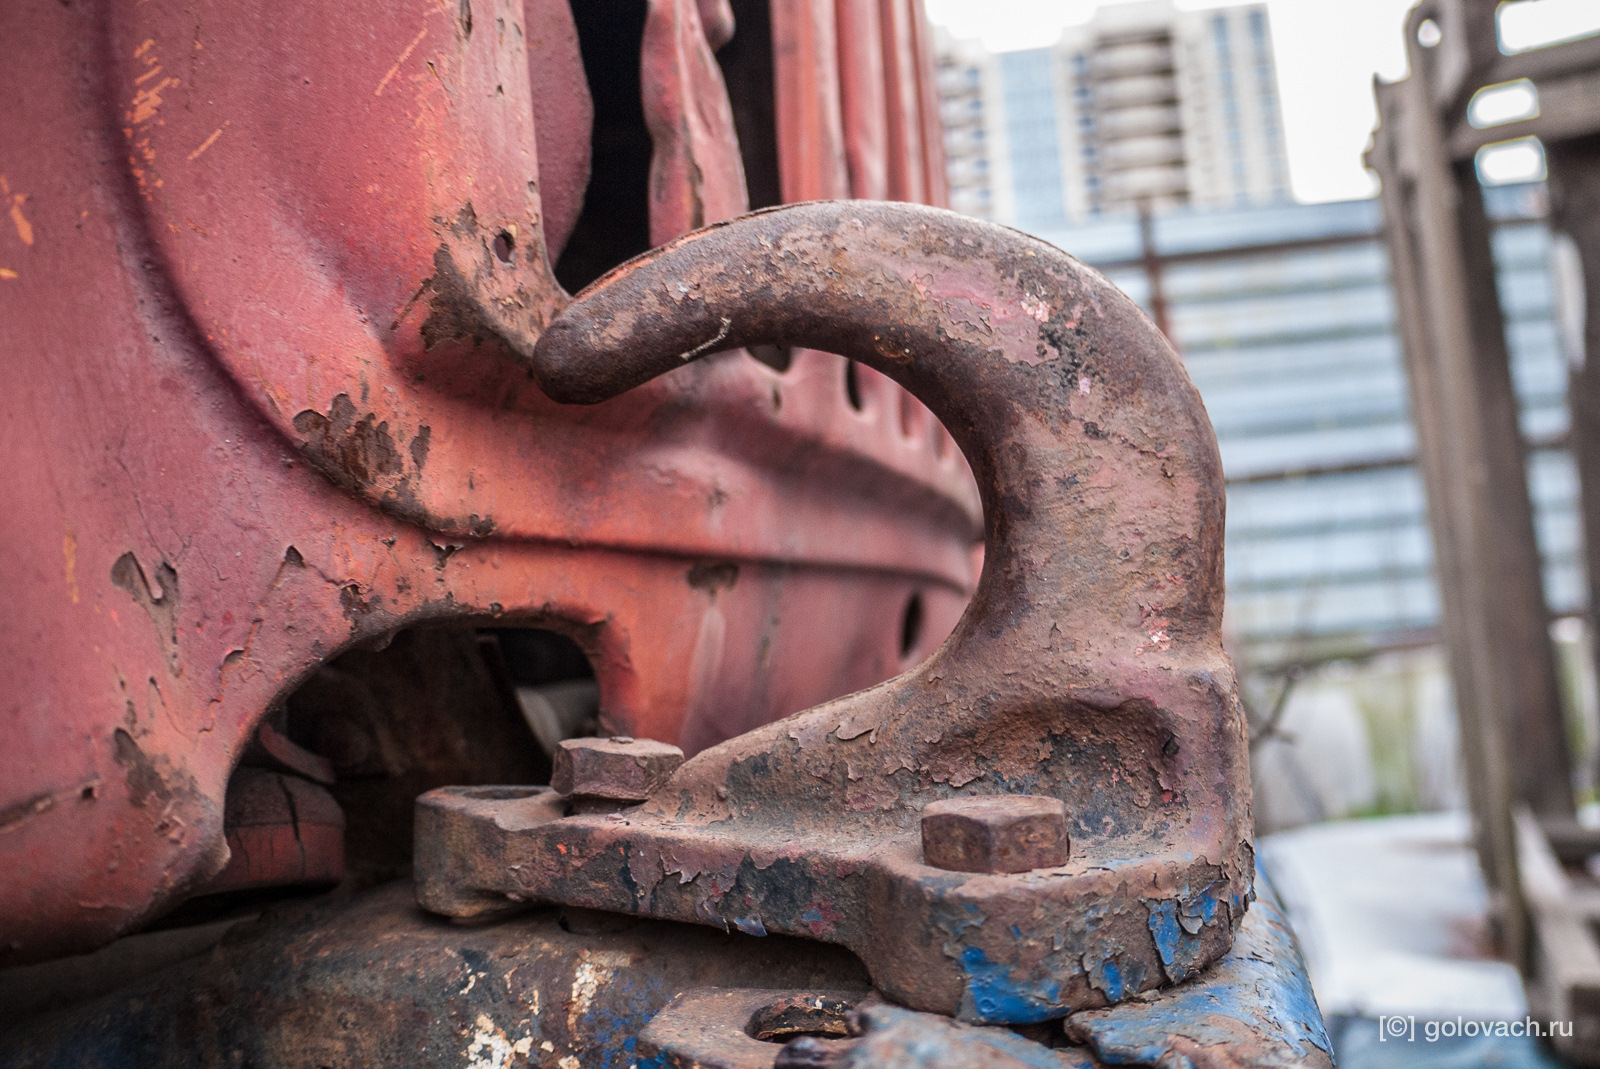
[552,737,684,803]
[920,795,1070,873]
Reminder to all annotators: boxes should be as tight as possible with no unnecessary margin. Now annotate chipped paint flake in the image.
[566,949,631,1034]
[129,62,178,125]
[1,175,33,246]
[464,1013,531,1069]
[679,316,731,362]
[63,525,79,604]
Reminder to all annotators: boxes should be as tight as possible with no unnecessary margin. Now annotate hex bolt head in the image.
[920,795,1070,873]
[552,736,684,805]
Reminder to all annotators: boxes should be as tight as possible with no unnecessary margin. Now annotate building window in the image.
[1213,14,1232,59]
[1248,9,1269,52]
[1213,15,1248,198]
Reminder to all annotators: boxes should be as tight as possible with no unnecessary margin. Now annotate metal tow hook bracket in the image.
[415,201,1254,1024]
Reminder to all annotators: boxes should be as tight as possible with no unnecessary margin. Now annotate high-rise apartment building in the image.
[936,0,1291,226]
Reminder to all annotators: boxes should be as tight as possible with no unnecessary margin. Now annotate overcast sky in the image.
[924,0,1600,204]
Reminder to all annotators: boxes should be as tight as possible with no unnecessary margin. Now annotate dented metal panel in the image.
[0,0,975,965]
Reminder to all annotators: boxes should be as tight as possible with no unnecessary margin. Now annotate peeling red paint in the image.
[0,0,967,965]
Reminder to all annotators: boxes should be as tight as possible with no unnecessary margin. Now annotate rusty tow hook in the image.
[415,201,1254,1023]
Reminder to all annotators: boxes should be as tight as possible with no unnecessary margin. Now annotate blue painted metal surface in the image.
[635,863,1333,1066]
[0,872,1331,1067]
[1066,866,1334,1067]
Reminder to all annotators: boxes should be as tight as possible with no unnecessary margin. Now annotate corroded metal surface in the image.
[920,795,1071,874]
[1064,885,1333,1068]
[636,988,866,1068]
[415,785,566,919]
[0,881,870,1069]
[0,0,968,966]
[552,737,686,805]
[0,870,1331,1068]
[639,992,1101,1068]
[417,202,1254,1022]
[633,872,1330,1068]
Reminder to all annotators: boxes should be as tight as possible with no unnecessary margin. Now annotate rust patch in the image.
[113,727,173,809]
[292,394,404,488]
[686,561,738,593]
[420,245,498,351]
[111,552,181,676]
[409,425,432,471]
[337,583,378,621]
[0,792,56,832]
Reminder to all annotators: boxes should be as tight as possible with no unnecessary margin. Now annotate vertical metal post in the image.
[1369,8,1589,967]
[1138,197,1173,344]
[1548,135,1600,783]
[1370,80,1504,896]
[1455,161,1575,819]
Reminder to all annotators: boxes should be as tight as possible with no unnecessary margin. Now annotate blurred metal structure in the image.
[1035,185,1572,674]
[1369,3,1600,1060]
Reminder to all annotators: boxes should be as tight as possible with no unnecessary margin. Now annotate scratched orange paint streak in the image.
[375,28,429,96]
[63,527,79,605]
[2,175,33,245]
[130,76,178,124]
[0,269,17,280]
[128,39,177,125]
[187,121,230,162]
